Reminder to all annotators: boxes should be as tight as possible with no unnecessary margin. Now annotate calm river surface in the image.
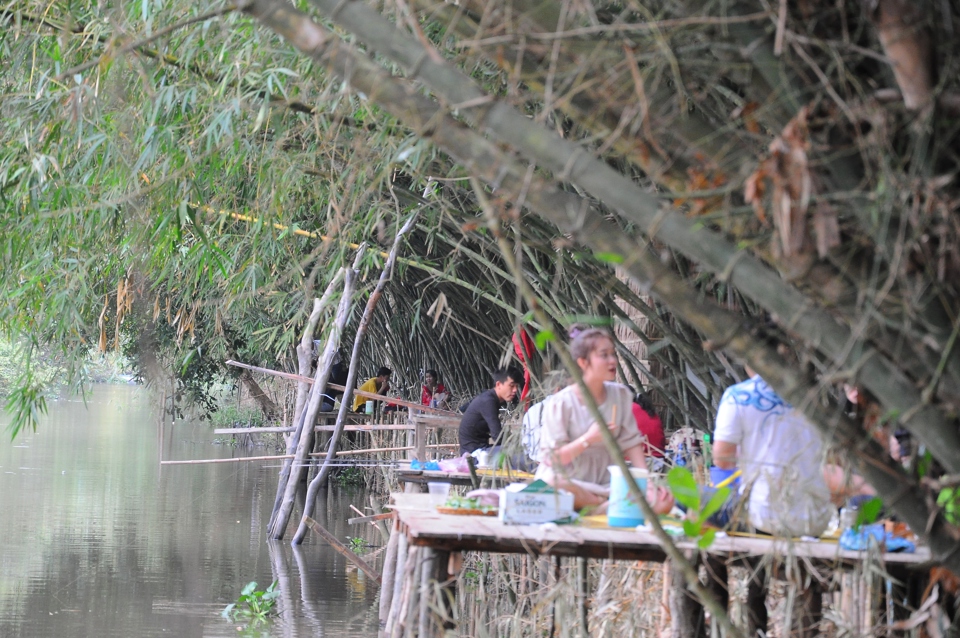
[0,385,380,637]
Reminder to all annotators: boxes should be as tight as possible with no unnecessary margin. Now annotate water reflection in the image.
[0,386,380,637]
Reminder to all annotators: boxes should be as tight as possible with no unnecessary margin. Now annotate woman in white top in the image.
[536,328,674,513]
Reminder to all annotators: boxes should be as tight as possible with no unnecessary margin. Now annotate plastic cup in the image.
[427,482,451,507]
[364,400,374,415]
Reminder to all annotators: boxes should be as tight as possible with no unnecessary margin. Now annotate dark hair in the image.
[570,328,613,361]
[491,368,513,385]
[377,366,393,378]
[633,392,657,418]
[425,369,440,379]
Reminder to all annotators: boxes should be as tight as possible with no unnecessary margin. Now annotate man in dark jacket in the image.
[458,369,518,455]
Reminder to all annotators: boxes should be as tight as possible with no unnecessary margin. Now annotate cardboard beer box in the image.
[499,480,575,525]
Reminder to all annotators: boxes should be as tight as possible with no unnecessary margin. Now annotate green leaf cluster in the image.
[222,581,280,623]
[667,467,729,549]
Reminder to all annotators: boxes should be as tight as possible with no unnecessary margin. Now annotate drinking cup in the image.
[427,482,451,507]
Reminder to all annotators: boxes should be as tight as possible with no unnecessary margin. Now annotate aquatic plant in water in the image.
[222,581,280,624]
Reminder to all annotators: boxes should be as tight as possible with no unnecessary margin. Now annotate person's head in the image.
[491,368,519,403]
[633,391,657,418]
[424,369,440,389]
[570,328,617,382]
[567,322,592,341]
[376,366,393,381]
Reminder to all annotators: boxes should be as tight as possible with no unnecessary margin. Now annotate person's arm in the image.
[712,441,738,469]
[481,394,503,443]
[711,391,742,469]
[624,441,647,468]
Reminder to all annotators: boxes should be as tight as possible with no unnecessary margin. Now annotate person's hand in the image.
[648,484,675,515]
[583,419,620,446]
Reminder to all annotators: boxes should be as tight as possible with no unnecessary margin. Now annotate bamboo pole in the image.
[268,260,360,540]
[160,442,456,465]
[225,359,458,417]
[379,520,401,626]
[293,269,345,444]
[303,516,382,584]
[292,212,419,545]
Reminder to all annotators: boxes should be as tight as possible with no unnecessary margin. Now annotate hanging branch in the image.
[244,0,960,573]
[292,212,419,545]
[256,0,960,478]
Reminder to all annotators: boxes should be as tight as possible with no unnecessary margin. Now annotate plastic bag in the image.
[839,523,915,553]
[438,454,471,473]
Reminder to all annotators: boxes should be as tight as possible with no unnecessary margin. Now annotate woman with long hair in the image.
[536,328,674,513]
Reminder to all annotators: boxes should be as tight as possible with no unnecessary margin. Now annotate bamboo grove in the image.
[2,0,960,571]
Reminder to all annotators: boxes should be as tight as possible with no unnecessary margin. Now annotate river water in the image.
[0,385,380,637]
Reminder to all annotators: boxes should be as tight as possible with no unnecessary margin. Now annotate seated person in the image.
[521,371,569,465]
[320,350,348,412]
[535,328,674,514]
[710,367,875,536]
[458,369,522,462]
[352,366,392,412]
[632,392,666,461]
[421,369,449,410]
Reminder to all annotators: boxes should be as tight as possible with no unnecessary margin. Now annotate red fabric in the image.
[421,383,446,406]
[512,329,534,404]
[633,403,665,458]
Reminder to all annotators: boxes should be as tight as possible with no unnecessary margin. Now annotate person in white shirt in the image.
[712,368,875,537]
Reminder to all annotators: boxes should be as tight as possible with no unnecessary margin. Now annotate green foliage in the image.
[937,488,960,525]
[667,467,729,549]
[534,329,555,350]
[211,404,265,429]
[332,465,364,487]
[855,497,884,529]
[346,536,365,554]
[222,581,280,624]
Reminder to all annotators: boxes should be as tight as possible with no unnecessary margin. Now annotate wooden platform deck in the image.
[390,493,931,567]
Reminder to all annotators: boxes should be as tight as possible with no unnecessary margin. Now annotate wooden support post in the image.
[796,574,823,638]
[668,554,706,638]
[576,556,589,636]
[416,548,454,637]
[379,520,401,628]
[415,421,426,462]
[385,533,408,634]
[703,554,729,633]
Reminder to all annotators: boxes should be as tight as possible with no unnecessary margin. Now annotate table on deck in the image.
[380,493,933,637]
[395,466,535,489]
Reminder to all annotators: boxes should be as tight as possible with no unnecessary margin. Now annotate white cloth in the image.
[535,382,644,486]
[714,375,832,537]
[521,399,549,462]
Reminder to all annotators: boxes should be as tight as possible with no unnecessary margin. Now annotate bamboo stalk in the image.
[379,521,401,625]
[293,213,420,545]
[303,516,382,584]
[160,443,458,465]
[268,256,360,540]
[225,359,457,416]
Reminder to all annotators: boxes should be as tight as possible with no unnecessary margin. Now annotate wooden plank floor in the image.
[390,493,932,567]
